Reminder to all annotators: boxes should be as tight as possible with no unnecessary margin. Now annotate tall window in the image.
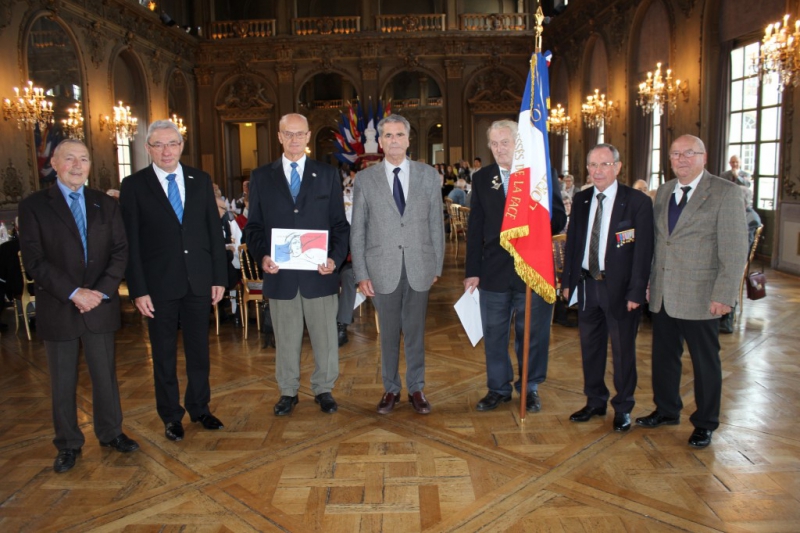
[649,104,663,189]
[563,131,570,174]
[116,135,132,183]
[597,122,604,144]
[728,42,781,210]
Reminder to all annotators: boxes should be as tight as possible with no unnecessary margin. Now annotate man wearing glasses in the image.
[561,144,654,433]
[120,120,228,442]
[636,134,748,448]
[246,113,349,417]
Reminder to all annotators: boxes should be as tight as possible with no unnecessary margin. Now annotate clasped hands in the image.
[71,288,104,314]
[262,256,336,276]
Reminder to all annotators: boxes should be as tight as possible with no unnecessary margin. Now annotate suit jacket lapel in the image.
[47,185,84,250]
[576,190,591,252]
[373,164,400,215]
[485,164,506,224]
[607,184,627,249]
[84,188,100,238]
[183,168,198,217]
[296,160,316,207]
[271,159,294,204]
[656,180,673,236]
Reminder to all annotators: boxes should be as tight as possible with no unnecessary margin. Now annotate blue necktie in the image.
[393,167,406,216]
[501,169,510,195]
[166,173,183,223]
[69,192,87,262]
[290,162,301,202]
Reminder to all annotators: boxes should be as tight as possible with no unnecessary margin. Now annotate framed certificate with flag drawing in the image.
[271,228,329,270]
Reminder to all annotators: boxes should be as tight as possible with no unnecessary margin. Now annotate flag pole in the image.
[519,5,546,427]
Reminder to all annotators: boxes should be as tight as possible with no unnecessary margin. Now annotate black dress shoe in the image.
[377,392,398,414]
[526,391,541,413]
[191,414,224,430]
[315,392,338,413]
[408,391,431,414]
[613,412,632,432]
[165,421,184,441]
[337,323,349,347]
[570,405,607,422]
[99,433,140,452]
[53,448,81,473]
[688,427,713,448]
[635,411,680,428]
[476,391,512,411]
[274,395,298,416]
[262,333,276,349]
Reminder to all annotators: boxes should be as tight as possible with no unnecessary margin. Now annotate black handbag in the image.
[746,271,766,300]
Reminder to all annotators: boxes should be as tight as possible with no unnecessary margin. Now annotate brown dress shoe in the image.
[377,392,398,414]
[408,391,431,414]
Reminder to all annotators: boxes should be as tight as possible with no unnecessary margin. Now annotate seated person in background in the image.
[216,197,242,323]
[633,179,649,193]
[561,174,576,199]
[740,185,762,250]
[0,220,22,331]
[448,179,468,206]
[721,155,751,186]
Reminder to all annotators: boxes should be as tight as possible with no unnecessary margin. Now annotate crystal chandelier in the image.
[636,62,687,115]
[581,89,615,129]
[62,103,84,140]
[757,15,800,91]
[2,81,54,130]
[99,101,138,142]
[548,103,571,136]
[170,114,187,138]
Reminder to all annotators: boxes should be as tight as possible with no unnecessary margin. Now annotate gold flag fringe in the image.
[500,226,556,304]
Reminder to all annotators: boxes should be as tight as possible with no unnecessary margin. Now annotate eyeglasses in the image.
[669,150,705,160]
[147,141,182,151]
[587,162,618,171]
[280,131,309,140]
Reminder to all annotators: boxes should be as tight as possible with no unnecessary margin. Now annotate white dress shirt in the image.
[582,180,618,272]
[383,158,409,201]
[282,154,307,188]
[672,171,704,205]
[153,163,185,204]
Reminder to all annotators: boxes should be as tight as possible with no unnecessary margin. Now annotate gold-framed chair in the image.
[454,206,470,259]
[237,244,262,339]
[15,251,35,340]
[737,224,764,321]
[213,281,241,335]
[444,197,457,240]
[551,234,568,323]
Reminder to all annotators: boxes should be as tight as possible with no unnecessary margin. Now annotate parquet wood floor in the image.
[1,244,799,532]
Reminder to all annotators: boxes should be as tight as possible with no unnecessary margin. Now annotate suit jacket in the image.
[18,186,127,341]
[245,158,349,300]
[119,164,227,301]
[649,171,749,320]
[465,163,567,293]
[350,160,444,294]
[562,183,654,319]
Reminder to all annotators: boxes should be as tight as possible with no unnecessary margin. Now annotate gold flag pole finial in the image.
[535,5,544,54]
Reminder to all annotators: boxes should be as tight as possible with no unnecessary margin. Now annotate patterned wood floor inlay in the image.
[1,243,799,532]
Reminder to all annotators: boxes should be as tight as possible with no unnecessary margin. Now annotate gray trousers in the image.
[270,291,339,396]
[372,261,430,394]
[45,331,123,450]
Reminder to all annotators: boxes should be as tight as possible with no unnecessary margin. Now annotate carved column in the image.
[445,0,458,30]
[445,59,465,163]
[360,57,379,103]
[194,66,216,174]
[419,76,429,106]
[360,0,375,31]
[276,62,296,117]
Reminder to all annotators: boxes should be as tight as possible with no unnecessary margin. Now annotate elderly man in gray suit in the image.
[350,114,444,415]
[636,134,748,448]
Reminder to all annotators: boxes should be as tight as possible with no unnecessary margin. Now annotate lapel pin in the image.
[93,203,100,208]
[312,173,317,177]
[187,175,194,179]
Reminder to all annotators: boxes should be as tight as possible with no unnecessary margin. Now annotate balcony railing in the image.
[427,97,443,106]
[292,16,361,36]
[304,99,345,110]
[208,19,276,39]
[459,13,530,31]
[376,14,446,33]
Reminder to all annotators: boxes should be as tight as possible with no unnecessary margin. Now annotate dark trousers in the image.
[479,288,552,396]
[148,288,213,423]
[372,261,429,394]
[45,331,122,450]
[577,277,639,414]
[336,262,356,325]
[651,308,722,431]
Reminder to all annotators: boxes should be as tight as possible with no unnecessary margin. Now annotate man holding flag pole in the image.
[465,9,566,421]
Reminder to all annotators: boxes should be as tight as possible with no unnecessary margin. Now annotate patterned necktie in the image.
[501,169,510,195]
[290,162,301,202]
[69,192,87,262]
[588,192,606,279]
[678,186,691,208]
[392,167,406,216]
[166,173,183,223]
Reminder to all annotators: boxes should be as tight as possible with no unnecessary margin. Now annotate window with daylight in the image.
[563,131,570,174]
[728,41,781,210]
[649,104,663,189]
[116,135,132,183]
[597,122,604,145]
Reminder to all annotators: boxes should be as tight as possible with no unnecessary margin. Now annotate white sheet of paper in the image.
[353,291,366,310]
[454,288,483,347]
[270,228,329,271]
[568,285,578,307]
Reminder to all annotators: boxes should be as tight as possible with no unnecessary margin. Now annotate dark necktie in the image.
[678,186,691,208]
[290,162,301,202]
[501,169,510,195]
[68,192,87,262]
[393,167,406,216]
[166,173,183,223]
[588,192,605,279]
[668,186,691,234]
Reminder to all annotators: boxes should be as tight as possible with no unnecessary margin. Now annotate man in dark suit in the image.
[120,120,228,442]
[464,120,567,413]
[636,135,748,448]
[246,113,349,416]
[19,139,138,473]
[562,143,654,432]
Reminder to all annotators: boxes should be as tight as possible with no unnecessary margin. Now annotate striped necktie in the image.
[166,173,183,223]
[69,192,87,262]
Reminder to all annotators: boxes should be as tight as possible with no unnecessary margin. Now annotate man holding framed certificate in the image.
[246,113,350,416]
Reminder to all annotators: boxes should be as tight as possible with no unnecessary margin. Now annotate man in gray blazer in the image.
[350,114,445,415]
[636,134,748,448]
